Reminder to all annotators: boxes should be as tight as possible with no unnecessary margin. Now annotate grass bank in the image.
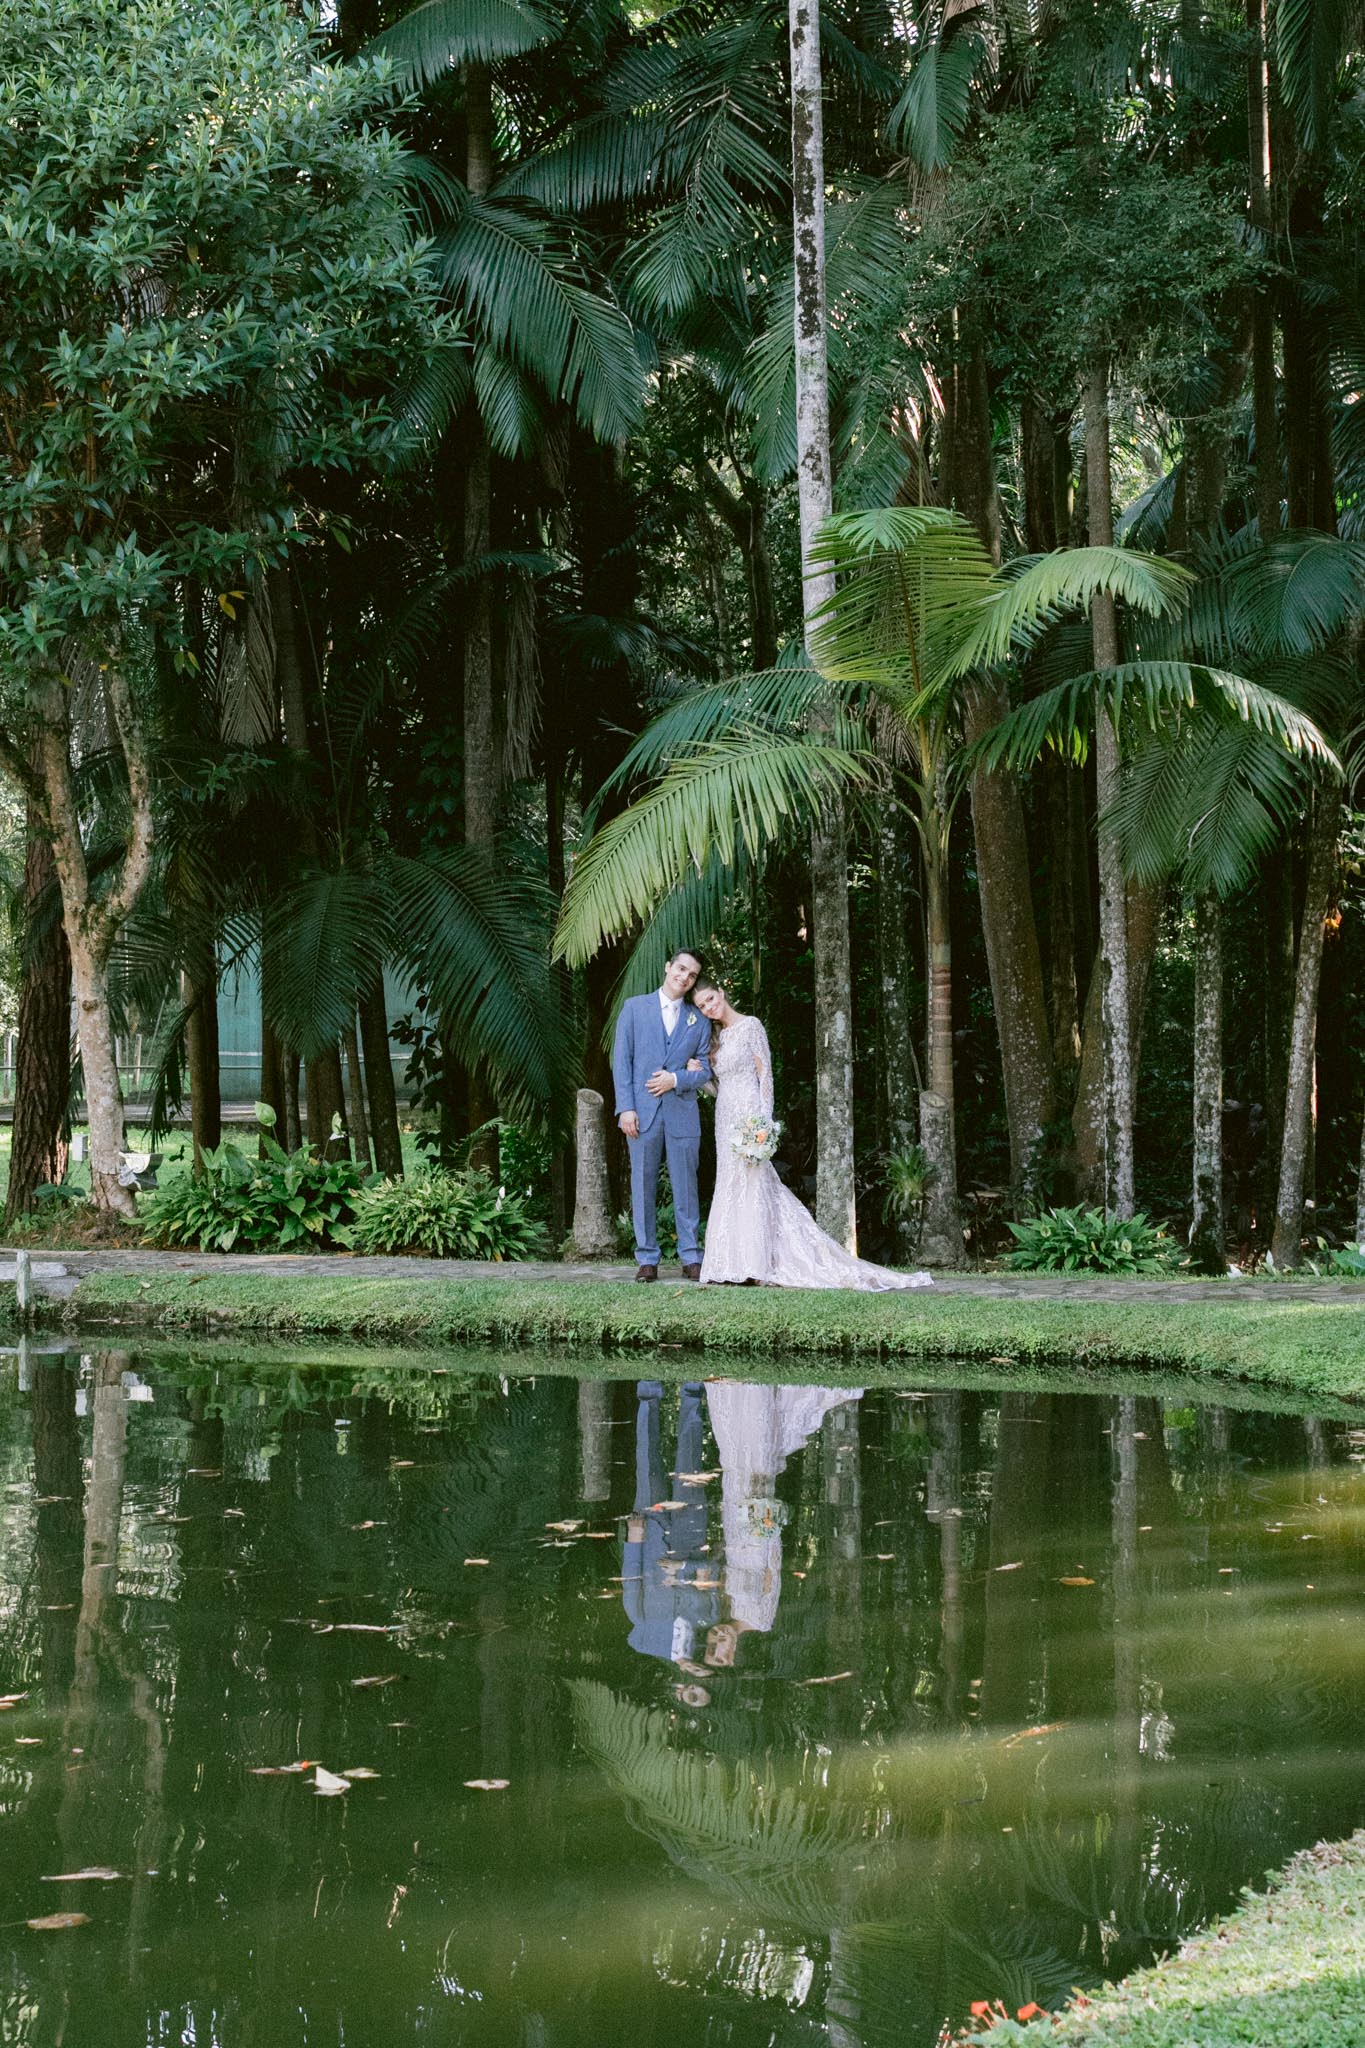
[968,1832,1365,2047]
[58,1270,1365,1403]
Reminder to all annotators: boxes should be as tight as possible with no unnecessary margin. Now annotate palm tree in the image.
[555,506,1210,1260]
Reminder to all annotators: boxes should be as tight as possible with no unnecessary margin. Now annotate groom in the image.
[612,948,712,1282]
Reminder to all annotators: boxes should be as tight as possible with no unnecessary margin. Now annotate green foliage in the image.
[0,0,448,673]
[348,1168,546,1261]
[882,1146,933,1218]
[1003,1207,1179,1276]
[141,1133,369,1253]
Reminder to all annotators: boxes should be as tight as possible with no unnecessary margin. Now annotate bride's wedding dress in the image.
[698,1014,933,1291]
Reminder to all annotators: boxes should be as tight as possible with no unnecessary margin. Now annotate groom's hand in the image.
[618,1111,640,1138]
[645,1068,677,1097]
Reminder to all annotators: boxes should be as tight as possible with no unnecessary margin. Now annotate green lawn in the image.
[967,1832,1365,2047]
[54,1269,1365,1406]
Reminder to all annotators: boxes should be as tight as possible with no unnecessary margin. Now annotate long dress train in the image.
[698,1013,933,1290]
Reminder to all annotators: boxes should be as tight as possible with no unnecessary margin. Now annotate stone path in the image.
[2,1246,1363,1307]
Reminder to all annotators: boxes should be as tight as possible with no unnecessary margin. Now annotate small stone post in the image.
[15,1249,32,1328]
[569,1088,617,1260]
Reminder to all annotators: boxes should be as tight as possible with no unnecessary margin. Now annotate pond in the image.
[2,1347,1364,2047]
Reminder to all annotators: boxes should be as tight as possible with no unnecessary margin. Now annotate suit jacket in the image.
[612,993,712,1135]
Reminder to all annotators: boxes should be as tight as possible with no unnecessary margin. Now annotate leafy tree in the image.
[0,0,447,1210]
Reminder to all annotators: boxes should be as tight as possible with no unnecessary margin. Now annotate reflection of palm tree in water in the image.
[623,1381,719,1667]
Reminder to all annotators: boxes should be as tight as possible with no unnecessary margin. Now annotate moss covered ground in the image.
[966,1833,1365,2047]
[55,1268,1365,1405]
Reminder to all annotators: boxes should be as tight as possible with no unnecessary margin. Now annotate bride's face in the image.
[695,987,726,1022]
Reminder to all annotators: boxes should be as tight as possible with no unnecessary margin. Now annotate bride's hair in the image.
[692,975,725,1002]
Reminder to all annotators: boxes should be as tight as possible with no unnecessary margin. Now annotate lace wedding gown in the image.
[699,1014,933,1290]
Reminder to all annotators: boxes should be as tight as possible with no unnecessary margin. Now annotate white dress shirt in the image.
[659,988,681,1039]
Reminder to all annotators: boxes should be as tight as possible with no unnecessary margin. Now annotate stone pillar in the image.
[569,1089,616,1259]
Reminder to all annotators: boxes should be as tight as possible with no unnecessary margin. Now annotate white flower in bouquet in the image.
[733,1114,782,1163]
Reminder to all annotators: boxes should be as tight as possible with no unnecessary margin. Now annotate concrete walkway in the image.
[3,1246,1364,1307]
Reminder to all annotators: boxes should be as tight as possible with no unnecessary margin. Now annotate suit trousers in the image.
[629,1119,702,1266]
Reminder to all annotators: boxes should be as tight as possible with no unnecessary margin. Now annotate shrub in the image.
[348,1168,546,1261]
[1326,1243,1365,1278]
[141,1107,369,1253]
[1003,1205,1178,1275]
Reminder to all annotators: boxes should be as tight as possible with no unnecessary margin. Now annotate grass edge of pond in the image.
[967,1829,1365,2047]
[35,1270,1365,1404]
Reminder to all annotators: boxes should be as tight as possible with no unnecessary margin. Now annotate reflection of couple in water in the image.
[622,1379,861,1680]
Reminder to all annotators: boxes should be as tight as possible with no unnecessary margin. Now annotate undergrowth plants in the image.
[141,1106,370,1252]
[1003,1206,1179,1276]
[348,1167,546,1261]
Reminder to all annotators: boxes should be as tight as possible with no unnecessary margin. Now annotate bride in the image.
[690,977,933,1291]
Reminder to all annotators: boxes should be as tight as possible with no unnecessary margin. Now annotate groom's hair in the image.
[667,947,703,969]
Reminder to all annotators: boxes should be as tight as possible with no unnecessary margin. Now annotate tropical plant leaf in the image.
[885,15,985,169]
[554,731,872,965]
[940,548,1196,676]
[366,0,554,86]
[262,868,390,1060]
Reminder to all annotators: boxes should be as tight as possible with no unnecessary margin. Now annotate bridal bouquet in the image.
[733,1114,782,1163]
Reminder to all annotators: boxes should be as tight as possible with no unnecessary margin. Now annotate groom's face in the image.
[662,954,700,1001]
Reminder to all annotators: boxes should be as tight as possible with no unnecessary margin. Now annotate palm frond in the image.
[387,850,564,1118]
[967,661,1341,778]
[262,868,391,1060]
[943,548,1195,676]
[1105,723,1311,896]
[365,0,554,87]
[473,346,546,457]
[1273,0,1363,153]
[593,666,843,808]
[885,17,985,168]
[554,731,872,966]
[433,194,644,442]
[1215,531,1365,657]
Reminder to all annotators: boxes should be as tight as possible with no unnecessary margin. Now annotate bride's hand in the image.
[686,1058,704,1071]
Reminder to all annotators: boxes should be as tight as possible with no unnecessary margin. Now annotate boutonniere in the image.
[686,1012,697,1026]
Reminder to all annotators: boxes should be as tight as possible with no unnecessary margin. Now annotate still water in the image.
[2,1349,1364,2047]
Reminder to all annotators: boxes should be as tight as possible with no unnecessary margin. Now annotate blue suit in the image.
[612,992,712,1266]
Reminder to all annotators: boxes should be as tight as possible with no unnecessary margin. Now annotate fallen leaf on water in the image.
[351,1675,399,1689]
[186,1468,222,1478]
[545,1519,584,1533]
[27,1914,90,1931]
[464,1558,490,1567]
[581,1532,613,1540]
[674,1472,720,1484]
[875,1553,896,1562]
[40,1869,122,1883]
[994,1561,1024,1573]
[15,1737,41,1746]
[0,1694,29,1709]
[331,1623,401,1634]
[342,1767,380,1780]
[1003,1721,1068,1748]
[248,1760,312,1776]
[390,1460,416,1470]
[33,1495,71,1505]
[313,1767,350,1796]
[799,1672,853,1687]
[350,1521,386,1532]
[1058,1576,1095,1587]
[223,1510,245,1519]
[464,1778,510,1791]
[649,1501,689,1512]
[42,1603,74,1610]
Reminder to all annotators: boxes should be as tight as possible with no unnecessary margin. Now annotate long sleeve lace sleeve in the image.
[751,1021,775,1118]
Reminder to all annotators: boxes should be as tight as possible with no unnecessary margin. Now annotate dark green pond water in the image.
[2,1348,1364,2047]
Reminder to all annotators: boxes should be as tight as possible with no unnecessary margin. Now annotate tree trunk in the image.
[1085,360,1135,1221]
[305,1049,349,1159]
[1045,756,1082,1088]
[1189,890,1226,1270]
[284,1053,302,1155]
[35,663,153,1218]
[570,1088,616,1259]
[877,801,920,1257]
[918,841,961,1265]
[1355,1101,1365,1249]
[1072,882,1164,1203]
[5,805,72,1224]
[1271,792,1340,1267]
[462,63,500,1178]
[948,360,1054,1211]
[1246,0,1279,537]
[790,0,856,1250]
[359,974,404,1177]
[184,940,221,1175]
[342,1017,373,1171]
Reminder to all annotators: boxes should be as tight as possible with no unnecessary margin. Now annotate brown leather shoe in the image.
[635,1263,659,1283]
[680,1264,702,1282]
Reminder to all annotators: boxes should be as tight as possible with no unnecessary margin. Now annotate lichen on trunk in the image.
[1271,793,1340,1268]
[1189,890,1226,1271]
